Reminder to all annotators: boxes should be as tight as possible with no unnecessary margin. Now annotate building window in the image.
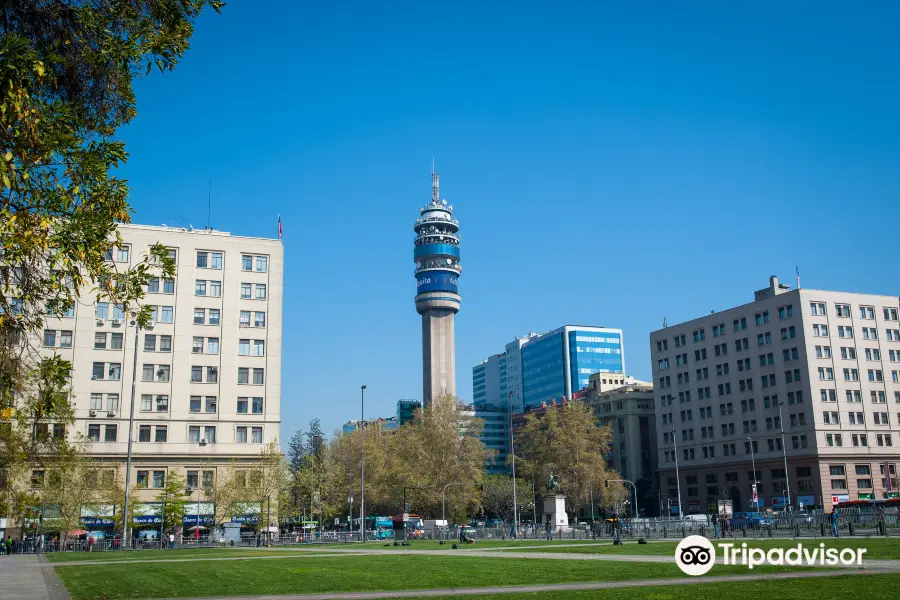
[116,246,130,262]
[152,470,165,488]
[190,396,201,413]
[104,425,117,442]
[208,338,219,354]
[236,426,248,443]
[195,280,207,296]
[209,309,220,325]
[256,284,267,300]
[239,339,250,355]
[189,426,201,444]
[252,397,263,414]
[238,368,249,384]
[192,337,204,353]
[237,398,249,414]
[254,312,266,327]
[241,255,253,271]
[138,425,151,442]
[252,368,265,385]
[88,424,101,441]
[194,309,205,325]
[251,426,263,443]
[256,257,267,272]
[241,283,252,299]
[253,340,265,356]
[207,366,218,383]
[155,426,167,443]
[210,281,221,297]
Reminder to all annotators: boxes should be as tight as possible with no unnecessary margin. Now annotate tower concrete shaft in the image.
[413,168,461,407]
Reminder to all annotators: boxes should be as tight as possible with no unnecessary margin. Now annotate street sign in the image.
[751,484,758,504]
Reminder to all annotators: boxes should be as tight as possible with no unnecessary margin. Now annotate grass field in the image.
[53,553,821,600]
[511,537,900,560]
[43,540,573,562]
[396,573,900,600]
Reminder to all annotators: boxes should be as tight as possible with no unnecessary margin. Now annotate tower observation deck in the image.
[414,169,461,407]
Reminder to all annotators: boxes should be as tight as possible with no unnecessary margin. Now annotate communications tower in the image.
[414,168,461,406]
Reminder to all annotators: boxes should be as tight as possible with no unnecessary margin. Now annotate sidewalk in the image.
[0,555,70,600]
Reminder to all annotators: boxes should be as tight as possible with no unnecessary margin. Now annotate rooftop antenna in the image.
[662,317,668,328]
[431,158,439,204]
[206,180,211,230]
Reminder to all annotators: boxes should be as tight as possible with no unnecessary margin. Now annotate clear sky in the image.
[118,0,900,438]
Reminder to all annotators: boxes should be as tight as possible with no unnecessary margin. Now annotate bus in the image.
[392,513,424,538]
[834,498,900,524]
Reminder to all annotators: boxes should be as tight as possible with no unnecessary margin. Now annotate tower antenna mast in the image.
[432,159,439,204]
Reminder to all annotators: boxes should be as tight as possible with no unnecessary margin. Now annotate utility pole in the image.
[778,401,792,508]
[671,426,683,520]
[508,391,518,537]
[747,436,759,513]
[360,385,366,542]
[122,316,140,546]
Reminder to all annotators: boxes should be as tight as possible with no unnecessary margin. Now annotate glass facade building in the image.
[473,326,624,472]
[521,326,624,408]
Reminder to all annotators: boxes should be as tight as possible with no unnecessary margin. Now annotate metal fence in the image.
[5,512,900,554]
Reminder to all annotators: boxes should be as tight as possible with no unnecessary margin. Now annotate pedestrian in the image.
[4,536,10,555]
[545,519,552,541]
[831,511,840,538]
[712,512,720,539]
[591,520,597,540]
[168,532,175,549]
[88,536,94,552]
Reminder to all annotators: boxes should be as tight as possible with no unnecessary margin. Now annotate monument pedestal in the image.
[542,495,569,529]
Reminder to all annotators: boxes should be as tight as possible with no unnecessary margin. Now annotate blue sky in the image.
[119,0,900,438]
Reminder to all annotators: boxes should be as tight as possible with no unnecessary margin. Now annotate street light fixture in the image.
[360,385,366,542]
[122,316,141,546]
[442,482,480,540]
[671,425,684,520]
[508,391,518,538]
[777,401,792,509]
[746,436,759,513]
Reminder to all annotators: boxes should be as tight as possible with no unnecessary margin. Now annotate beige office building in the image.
[583,375,657,516]
[39,224,283,519]
[650,276,900,514]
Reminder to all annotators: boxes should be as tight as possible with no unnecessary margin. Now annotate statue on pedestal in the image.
[547,472,560,494]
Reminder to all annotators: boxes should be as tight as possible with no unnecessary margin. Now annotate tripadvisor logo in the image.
[675,535,868,576]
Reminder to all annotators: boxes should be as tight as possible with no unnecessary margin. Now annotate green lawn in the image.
[511,537,900,560]
[54,554,819,600]
[43,540,593,562]
[397,573,900,600]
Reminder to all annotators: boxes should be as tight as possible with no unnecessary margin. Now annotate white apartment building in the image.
[39,224,283,522]
[650,276,900,514]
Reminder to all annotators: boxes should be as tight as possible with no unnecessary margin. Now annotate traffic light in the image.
[604,480,609,489]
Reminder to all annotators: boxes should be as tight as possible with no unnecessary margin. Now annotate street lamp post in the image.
[348,495,353,541]
[606,479,639,520]
[671,426,684,520]
[122,316,140,546]
[360,385,366,542]
[747,436,759,513]
[777,401,792,508]
[508,391,518,538]
[442,482,478,540]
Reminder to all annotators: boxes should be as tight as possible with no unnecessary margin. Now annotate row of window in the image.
[821,410,894,426]
[819,389,897,404]
[810,302,899,321]
[195,251,268,273]
[825,433,893,448]
[109,249,269,272]
[89,362,265,385]
[657,306,798,352]
[818,367,894,382]
[133,423,263,444]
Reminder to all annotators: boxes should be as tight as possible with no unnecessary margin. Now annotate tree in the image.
[37,447,100,542]
[387,395,487,522]
[0,1,218,531]
[156,473,189,535]
[480,474,532,524]
[231,442,288,531]
[286,429,305,474]
[514,401,613,517]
